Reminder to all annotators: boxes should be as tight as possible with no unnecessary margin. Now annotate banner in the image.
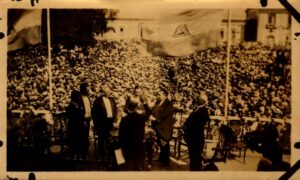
[141,9,223,56]
[8,10,42,52]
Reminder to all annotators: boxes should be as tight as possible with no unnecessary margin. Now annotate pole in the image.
[139,22,143,39]
[47,9,53,110]
[224,9,231,118]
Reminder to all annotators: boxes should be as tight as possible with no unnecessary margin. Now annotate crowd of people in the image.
[7,40,291,120]
[7,39,292,171]
[50,40,165,113]
[229,44,291,119]
[7,45,49,110]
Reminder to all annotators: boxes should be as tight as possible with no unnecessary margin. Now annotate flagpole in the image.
[47,9,53,110]
[139,22,143,40]
[224,9,231,119]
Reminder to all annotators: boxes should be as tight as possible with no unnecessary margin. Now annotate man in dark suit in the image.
[92,83,118,163]
[118,96,151,170]
[151,88,175,167]
[183,92,210,171]
[79,82,92,160]
[66,90,84,159]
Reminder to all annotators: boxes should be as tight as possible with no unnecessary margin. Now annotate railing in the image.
[210,115,290,125]
[10,110,291,128]
[11,109,53,125]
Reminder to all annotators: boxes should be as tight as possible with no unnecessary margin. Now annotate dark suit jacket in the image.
[152,99,175,141]
[119,105,151,160]
[92,96,118,137]
[183,105,210,144]
[66,102,85,144]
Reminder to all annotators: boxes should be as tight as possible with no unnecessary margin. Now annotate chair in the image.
[201,126,230,164]
[228,141,247,163]
[175,128,188,159]
[171,126,181,157]
[171,110,191,160]
[171,109,184,158]
[227,120,247,164]
[47,112,69,156]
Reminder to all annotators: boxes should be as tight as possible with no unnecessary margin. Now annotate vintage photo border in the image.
[0,0,300,179]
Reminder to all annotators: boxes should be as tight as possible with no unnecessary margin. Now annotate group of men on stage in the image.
[66,81,210,171]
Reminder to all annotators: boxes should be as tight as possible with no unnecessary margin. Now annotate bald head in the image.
[198,92,208,105]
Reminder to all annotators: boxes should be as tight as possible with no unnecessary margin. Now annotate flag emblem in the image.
[173,24,190,38]
[141,9,223,56]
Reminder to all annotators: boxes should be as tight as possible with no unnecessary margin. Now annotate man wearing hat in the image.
[183,92,210,171]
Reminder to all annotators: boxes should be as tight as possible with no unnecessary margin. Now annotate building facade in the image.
[97,17,245,45]
[220,19,245,45]
[245,9,291,47]
[95,18,147,40]
[97,9,291,48]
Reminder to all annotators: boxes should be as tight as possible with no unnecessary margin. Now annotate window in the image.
[267,35,275,47]
[268,13,276,25]
[287,15,291,28]
[220,30,224,39]
[232,30,236,39]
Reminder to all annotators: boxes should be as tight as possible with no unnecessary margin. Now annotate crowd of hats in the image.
[229,45,291,119]
[50,40,165,112]
[7,45,49,110]
[7,40,291,119]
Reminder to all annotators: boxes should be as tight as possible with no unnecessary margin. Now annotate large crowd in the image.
[7,45,49,110]
[229,44,291,119]
[7,40,291,119]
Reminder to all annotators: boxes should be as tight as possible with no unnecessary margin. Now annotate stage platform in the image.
[7,138,290,172]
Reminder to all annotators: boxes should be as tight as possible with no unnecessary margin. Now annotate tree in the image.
[50,9,118,48]
[93,9,119,37]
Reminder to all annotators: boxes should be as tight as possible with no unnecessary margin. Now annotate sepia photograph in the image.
[2,0,299,179]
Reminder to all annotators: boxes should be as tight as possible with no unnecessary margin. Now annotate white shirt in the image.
[82,96,91,118]
[103,96,113,118]
[250,121,259,131]
[158,99,166,107]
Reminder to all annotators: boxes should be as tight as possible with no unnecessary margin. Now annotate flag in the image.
[8,10,42,52]
[141,9,223,56]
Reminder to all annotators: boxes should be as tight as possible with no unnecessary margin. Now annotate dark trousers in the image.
[97,133,111,161]
[68,134,81,156]
[82,118,90,157]
[187,140,204,171]
[146,139,154,165]
[124,159,144,171]
[157,136,170,165]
